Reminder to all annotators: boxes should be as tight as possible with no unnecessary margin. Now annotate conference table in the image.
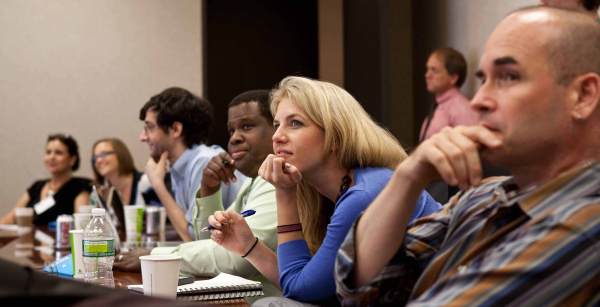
[0,226,249,306]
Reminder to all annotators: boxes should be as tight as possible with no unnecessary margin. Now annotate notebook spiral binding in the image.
[177,290,264,301]
[179,283,260,294]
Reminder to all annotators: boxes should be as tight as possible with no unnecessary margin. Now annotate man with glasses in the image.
[117,89,279,295]
[139,87,244,241]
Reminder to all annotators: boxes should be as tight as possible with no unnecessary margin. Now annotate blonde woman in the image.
[92,138,156,206]
[91,138,160,236]
[208,76,440,304]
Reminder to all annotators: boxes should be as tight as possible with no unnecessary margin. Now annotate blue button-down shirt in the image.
[170,144,245,238]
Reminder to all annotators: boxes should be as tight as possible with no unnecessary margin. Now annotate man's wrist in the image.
[147,172,165,187]
[199,184,220,198]
[151,179,168,193]
[394,158,432,190]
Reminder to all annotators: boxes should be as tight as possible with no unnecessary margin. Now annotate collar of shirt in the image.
[239,177,256,207]
[450,160,599,246]
[493,180,533,209]
[493,160,599,218]
[409,161,599,299]
[435,87,463,105]
[518,160,599,214]
[170,145,200,182]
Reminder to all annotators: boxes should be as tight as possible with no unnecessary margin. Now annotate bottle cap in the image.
[91,208,106,216]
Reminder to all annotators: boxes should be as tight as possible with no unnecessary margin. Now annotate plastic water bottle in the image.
[83,208,116,287]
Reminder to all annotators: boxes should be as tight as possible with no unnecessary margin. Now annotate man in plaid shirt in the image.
[335,6,600,306]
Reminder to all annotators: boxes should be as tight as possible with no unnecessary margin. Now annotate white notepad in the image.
[128,272,264,300]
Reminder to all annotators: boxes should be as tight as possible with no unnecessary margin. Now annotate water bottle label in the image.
[82,239,115,257]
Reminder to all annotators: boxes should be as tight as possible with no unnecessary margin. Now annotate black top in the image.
[26,177,92,225]
[105,171,165,239]
[110,170,165,207]
[105,172,144,235]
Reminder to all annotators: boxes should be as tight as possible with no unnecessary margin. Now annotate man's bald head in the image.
[500,6,600,86]
[474,5,600,173]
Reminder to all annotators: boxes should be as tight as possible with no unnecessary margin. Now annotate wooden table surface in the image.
[0,227,250,306]
[1,227,142,285]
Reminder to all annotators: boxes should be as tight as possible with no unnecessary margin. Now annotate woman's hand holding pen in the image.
[199,152,237,198]
[208,210,256,257]
[258,154,302,191]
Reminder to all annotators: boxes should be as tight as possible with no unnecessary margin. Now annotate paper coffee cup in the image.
[15,226,34,249]
[139,254,182,298]
[15,207,34,228]
[15,208,34,249]
[124,205,144,242]
[69,229,84,278]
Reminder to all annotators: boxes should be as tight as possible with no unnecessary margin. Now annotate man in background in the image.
[419,47,477,141]
[337,6,600,305]
[420,48,481,202]
[139,87,244,241]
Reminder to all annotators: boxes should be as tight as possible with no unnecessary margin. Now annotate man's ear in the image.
[449,74,460,87]
[570,73,600,120]
[169,121,183,138]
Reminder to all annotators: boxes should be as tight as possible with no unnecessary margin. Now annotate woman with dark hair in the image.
[91,138,158,234]
[1,134,91,226]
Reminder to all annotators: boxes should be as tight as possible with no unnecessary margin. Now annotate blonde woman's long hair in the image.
[270,76,407,253]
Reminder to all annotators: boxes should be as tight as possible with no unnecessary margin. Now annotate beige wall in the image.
[0,0,203,215]
[437,0,534,96]
[0,0,540,216]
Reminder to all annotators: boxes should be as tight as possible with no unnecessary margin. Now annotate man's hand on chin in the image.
[401,125,502,190]
[145,152,169,187]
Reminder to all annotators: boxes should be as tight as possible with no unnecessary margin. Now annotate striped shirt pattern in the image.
[335,162,600,306]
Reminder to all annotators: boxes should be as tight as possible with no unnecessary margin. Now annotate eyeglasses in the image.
[92,151,115,163]
[143,123,158,134]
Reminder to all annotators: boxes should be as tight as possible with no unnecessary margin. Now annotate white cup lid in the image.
[139,254,182,261]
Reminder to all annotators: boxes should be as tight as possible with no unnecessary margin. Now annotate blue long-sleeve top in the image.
[277,167,442,302]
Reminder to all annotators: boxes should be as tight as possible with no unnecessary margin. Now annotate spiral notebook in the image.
[128,272,263,301]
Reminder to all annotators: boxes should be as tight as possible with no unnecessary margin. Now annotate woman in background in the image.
[91,137,157,233]
[208,76,441,304]
[1,134,91,226]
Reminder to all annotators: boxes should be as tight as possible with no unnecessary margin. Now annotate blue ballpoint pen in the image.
[201,209,256,232]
